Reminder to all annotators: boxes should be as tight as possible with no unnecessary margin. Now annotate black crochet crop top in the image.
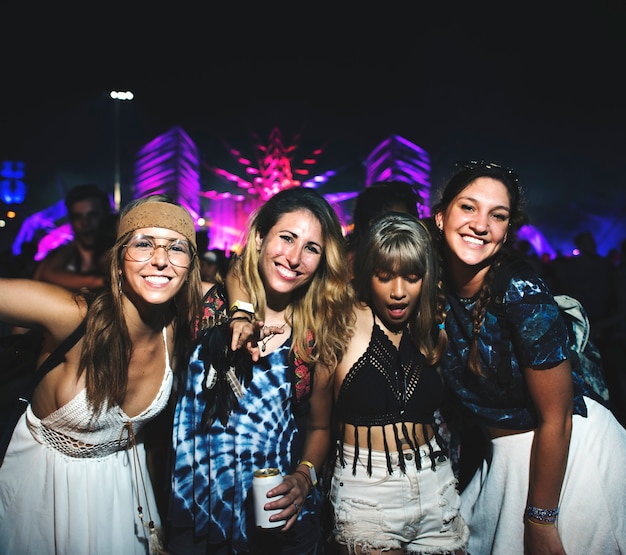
[334,316,446,475]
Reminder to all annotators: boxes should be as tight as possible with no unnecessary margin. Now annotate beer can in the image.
[253,467,286,528]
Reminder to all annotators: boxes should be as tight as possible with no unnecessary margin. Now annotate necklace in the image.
[260,322,287,353]
[457,295,475,306]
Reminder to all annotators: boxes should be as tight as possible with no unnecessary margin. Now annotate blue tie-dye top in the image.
[169,328,319,553]
[441,272,589,430]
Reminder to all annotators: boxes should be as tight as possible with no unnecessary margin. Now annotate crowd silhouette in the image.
[512,231,626,426]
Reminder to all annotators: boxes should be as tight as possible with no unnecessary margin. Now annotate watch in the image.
[229,300,254,316]
[299,460,317,486]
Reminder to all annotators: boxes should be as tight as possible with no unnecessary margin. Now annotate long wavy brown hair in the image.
[232,187,356,370]
[76,195,203,414]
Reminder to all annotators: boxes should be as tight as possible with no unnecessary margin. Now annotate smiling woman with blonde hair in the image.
[169,187,355,555]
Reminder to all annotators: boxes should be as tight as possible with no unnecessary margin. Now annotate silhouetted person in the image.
[514,238,549,281]
[551,231,614,342]
[347,181,422,277]
[601,238,626,426]
[33,184,115,291]
[199,248,228,287]
[551,231,623,422]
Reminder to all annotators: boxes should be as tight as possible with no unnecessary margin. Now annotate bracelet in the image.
[229,315,252,323]
[526,516,556,527]
[294,469,313,492]
[526,505,559,524]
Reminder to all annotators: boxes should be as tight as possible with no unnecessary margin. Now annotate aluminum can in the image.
[253,467,286,528]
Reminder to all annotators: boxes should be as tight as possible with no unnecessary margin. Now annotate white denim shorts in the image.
[330,436,469,554]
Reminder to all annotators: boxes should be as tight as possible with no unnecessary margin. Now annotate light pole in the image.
[110,90,134,212]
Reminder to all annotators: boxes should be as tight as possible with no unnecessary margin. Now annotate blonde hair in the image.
[352,212,447,365]
[234,188,355,369]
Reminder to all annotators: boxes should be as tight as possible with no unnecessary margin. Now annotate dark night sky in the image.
[1,4,625,255]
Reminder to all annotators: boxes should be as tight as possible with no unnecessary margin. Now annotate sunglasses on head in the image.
[455,160,519,184]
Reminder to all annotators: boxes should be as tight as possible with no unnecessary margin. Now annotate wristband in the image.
[229,300,254,316]
[299,460,317,486]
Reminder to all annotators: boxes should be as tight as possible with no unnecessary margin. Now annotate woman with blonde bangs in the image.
[329,212,469,555]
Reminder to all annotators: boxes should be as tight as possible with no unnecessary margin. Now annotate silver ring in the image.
[293,502,300,512]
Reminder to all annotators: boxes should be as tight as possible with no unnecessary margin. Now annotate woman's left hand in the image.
[263,471,311,531]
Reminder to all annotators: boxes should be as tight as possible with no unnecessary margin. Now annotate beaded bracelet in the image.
[526,505,559,524]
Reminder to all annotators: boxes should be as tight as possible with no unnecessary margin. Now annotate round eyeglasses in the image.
[123,235,193,268]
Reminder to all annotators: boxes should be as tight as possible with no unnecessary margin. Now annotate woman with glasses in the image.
[0,195,203,554]
[431,162,626,554]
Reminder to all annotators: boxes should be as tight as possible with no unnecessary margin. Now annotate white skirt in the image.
[461,397,626,555]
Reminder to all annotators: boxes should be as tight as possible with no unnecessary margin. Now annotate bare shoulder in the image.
[335,303,372,385]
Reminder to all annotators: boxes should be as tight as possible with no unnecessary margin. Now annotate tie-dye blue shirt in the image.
[169,330,319,553]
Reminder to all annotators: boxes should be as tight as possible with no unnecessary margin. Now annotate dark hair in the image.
[432,162,527,242]
[351,181,421,250]
[432,161,528,376]
[65,184,112,214]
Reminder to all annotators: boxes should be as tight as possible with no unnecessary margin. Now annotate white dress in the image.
[0,328,172,555]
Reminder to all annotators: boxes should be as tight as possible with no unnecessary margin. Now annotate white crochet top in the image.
[27,327,173,458]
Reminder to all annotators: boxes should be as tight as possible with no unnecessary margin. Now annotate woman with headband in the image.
[0,195,202,554]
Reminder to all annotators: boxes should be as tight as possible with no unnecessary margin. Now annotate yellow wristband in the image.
[229,300,254,316]
[299,460,317,486]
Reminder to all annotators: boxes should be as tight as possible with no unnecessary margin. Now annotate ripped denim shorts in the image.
[330,436,469,554]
